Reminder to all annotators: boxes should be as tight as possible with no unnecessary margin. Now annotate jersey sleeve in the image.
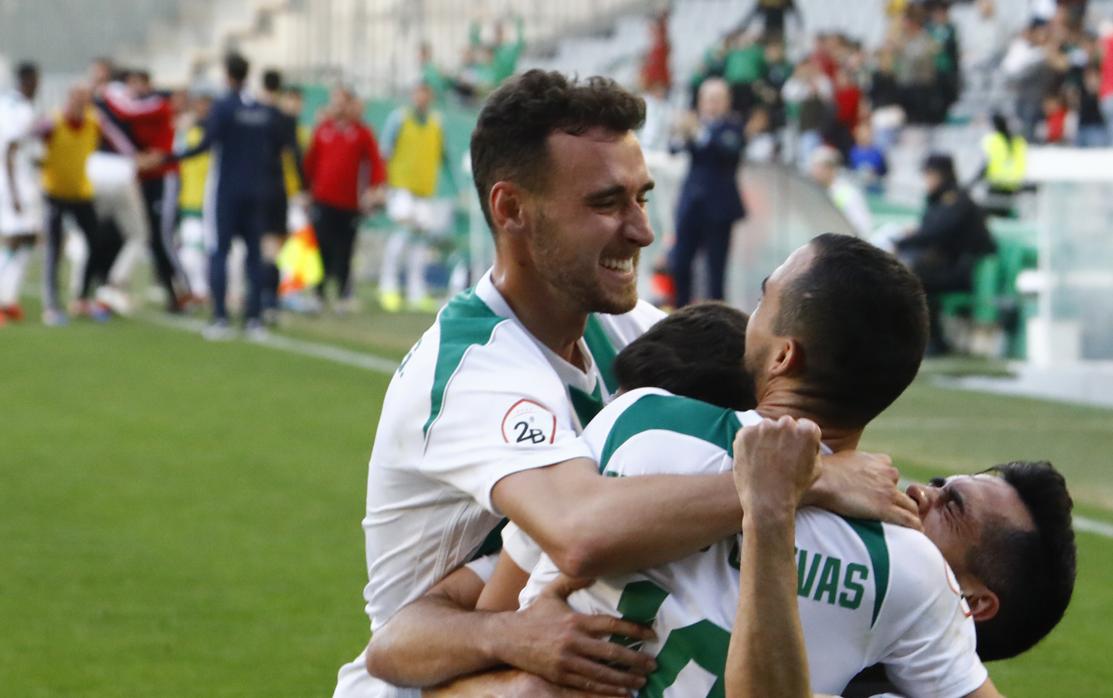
[419,329,593,515]
[501,521,543,574]
[877,528,989,698]
[464,553,500,585]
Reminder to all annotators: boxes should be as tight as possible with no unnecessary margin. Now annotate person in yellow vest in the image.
[175,91,213,301]
[378,82,453,312]
[38,84,139,325]
[974,113,1028,218]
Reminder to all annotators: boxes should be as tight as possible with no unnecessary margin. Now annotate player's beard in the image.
[529,209,639,315]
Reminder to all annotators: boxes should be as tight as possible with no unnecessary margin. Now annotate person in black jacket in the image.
[669,78,746,307]
[896,153,996,355]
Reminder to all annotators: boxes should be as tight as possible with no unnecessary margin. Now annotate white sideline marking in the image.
[139,311,400,375]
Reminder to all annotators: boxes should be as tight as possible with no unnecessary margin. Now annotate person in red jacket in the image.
[100,70,192,311]
[303,87,387,309]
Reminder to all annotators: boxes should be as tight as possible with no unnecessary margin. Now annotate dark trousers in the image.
[140,175,189,306]
[902,248,976,351]
[312,202,360,299]
[670,206,736,307]
[44,197,110,309]
[210,192,264,322]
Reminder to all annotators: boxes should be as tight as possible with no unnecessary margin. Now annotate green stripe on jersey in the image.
[842,517,890,627]
[598,393,742,472]
[583,314,619,394]
[422,289,504,438]
[569,384,605,426]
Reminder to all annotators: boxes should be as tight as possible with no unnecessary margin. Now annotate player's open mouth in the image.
[600,257,635,274]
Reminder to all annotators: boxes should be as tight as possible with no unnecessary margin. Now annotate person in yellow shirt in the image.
[378,82,453,312]
[38,84,137,325]
[973,113,1027,218]
[176,91,213,300]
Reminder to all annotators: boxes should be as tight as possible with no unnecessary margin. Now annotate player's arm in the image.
[492,449,917,579]
[725,417,819,698]
[965,679,1006,698]
[4,140,20,212]
[475,549,531,612]
[366,566,656,694]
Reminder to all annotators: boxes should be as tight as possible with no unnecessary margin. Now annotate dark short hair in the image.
[262,68,282,92]
[470,69,646,233]
[15,61,38,82]
[774,233,927,428]
[614,303,756,410]
[224,53,250,82]
[970,461,1076,661]
[132,69,152,84]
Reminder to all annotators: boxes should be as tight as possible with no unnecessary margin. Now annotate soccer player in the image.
[377,82,451,312]
[175,91,213,301]
[0,61,40,323]
[368,237,1074,697]
[333,72,909,698]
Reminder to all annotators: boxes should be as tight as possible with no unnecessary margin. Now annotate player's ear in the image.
[769,337,803,378]
[490,181,527,237]
[964,584,1000,623]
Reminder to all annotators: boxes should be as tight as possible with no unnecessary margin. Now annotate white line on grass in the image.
[136,311,1113,540]
[138,311,400,374]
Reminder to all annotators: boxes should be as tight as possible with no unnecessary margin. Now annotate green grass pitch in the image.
[2,301,1112,696]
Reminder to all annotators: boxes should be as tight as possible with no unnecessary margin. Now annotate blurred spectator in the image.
[896,154,996,355]
[808,145,873,236]
[781,56,832,166]
[669,78,745,307]
[848,121,889,194]
[1002,19,1067,140]
[641,10,671,92]
[738,0,801,40]
[1074,63,1108,146]
[1040,90,1071,143]
[638,81,674,152]
[830,66,863,155]
[723,32,767,117]
[379,83,451,313]
[895,6,945,125]
[868,47,905,151]
[927,1,961,112]
[963,0,1010,90]
[418,43,453,105]
[1100,20,1113,143]
[754,36,793,129]
[744,105,778,161]
[489,15,525,86]
[303,87,387,312]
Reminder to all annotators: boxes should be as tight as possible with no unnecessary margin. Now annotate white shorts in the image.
[87,151,137,196]
[0,184,41,236]
[386,189,452,235]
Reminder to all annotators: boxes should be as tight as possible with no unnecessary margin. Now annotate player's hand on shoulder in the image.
[807,450,922,531]
[732,416,822,521]
[504,574,657,696]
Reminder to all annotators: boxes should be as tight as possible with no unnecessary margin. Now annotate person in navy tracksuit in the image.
[670,77,746,307]
[169,52,295,338]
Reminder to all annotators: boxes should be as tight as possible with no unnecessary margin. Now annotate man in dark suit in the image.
[670,77,746,307]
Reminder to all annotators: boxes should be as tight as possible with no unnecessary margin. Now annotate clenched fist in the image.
[732,416,822,524]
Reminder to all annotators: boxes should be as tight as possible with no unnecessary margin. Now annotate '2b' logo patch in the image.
[501,399,556,445]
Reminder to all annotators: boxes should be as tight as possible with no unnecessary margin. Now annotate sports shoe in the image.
[379,290,403,313]
[2,304,25,322]
[42,308,68,327]
[88,302,111,323]
[244,319,269,343]
[96,285,134,316]
[202,319,236,342]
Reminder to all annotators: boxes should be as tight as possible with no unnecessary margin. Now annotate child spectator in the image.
[848,122,889,194]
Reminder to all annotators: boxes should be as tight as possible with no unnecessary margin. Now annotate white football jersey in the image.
[519,388,988,698]
[333,272,664,698]
[0,89,41,235]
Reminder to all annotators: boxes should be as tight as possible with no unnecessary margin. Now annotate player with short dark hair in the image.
[0,60,41,323]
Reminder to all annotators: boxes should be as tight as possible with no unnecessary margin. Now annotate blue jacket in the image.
[674,117,746,223]
[176,90,293,200]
